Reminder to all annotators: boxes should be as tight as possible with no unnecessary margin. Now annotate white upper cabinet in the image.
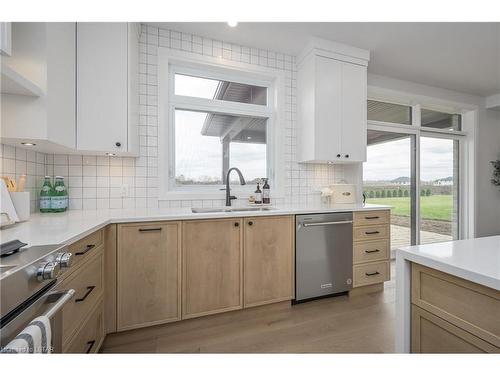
[76,23,139,156]
[297,38,369,163]
[1,23,76,152]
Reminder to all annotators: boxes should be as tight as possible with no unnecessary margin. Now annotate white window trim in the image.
[158,48,286,201]
[366,85,477,241]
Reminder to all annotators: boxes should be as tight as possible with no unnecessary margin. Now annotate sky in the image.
[363,135,456,182]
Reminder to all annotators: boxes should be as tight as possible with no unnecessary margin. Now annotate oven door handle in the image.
[44,289,76,319]
[302,220,353,227]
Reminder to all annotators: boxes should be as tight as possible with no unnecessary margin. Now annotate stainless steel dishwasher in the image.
[295,212,353,303]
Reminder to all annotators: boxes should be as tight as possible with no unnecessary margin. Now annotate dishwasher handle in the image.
[302,220,353,227]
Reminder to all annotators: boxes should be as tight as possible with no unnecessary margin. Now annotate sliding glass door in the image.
[364,101,465,250]
[363,130,416,249]
[419,135,460,244]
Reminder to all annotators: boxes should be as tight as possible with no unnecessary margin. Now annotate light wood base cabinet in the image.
[243,216,294,308]
[182,219,243,319]
[411,263,500,353]
[117,222,181,331]
[352,210,391,289]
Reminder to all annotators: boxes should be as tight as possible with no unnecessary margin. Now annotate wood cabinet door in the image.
[244,216,294,307]
[117,222,181,331]
[182,219,243,319]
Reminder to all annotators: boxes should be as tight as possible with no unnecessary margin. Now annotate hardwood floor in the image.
[101,262,396,353]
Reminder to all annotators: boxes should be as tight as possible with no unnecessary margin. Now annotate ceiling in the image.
[150,22,500,97]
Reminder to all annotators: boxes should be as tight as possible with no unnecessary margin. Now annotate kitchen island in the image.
[395,236,500,353]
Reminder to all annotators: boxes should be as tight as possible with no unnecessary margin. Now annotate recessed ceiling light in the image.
[21,142,36,146]
[106,152,116,156]
[227,21,238,27]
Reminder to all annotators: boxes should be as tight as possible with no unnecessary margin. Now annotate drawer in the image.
[353,239,390,264]
[60,248,104,346]
[412,263,500,347]
[68,229,103,269]
[64,299,104,353]
[353,210,390,227]
[411,305,499,353]
[353,261,390,287]
[353,224,389,242]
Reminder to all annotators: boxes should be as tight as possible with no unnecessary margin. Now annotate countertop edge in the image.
[396,248,500,291]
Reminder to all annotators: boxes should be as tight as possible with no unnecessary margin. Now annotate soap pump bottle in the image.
[262,178,270,204]
[254,183,262,204]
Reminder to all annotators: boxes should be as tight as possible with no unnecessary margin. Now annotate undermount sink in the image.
[191,207,275,213]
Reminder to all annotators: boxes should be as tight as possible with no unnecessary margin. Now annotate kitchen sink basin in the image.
[191,207,275,213]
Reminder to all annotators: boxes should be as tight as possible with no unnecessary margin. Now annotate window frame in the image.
[365,89,477,242]
[158,49,286,201]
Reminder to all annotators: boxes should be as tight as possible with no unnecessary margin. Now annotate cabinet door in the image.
[315,55,342,160]
[182,219,243,319]
[77,22,128,153]
[244,216,294,307]
[341,62,367,162]
[117,222,181,331]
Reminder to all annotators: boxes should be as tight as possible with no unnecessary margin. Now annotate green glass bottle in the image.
[40,176,53,213]
[51,176,68,212]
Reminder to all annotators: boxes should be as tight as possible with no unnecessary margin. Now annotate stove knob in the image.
[37,261,61,281]
[56,252,73,268]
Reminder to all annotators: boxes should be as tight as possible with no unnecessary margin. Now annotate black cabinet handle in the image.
[138,228,162,232]
[365,231,380,235]
[86,340,96,354]
[336,154,341,158]
[234,222,239,227]
[365,271,380,277]
[365,216,380,220]
[365,249,380,254]
[115,142,121,147]
[345,154,349,158]
[75,286,95,303]
[248,221,253,226]
[75,244,95,256]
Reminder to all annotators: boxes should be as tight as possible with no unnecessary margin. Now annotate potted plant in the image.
[491,159,500,190]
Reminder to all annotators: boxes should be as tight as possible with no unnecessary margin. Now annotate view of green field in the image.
[367,195,452,221]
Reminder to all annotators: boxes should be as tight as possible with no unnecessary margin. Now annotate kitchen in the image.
[1,2,499,373]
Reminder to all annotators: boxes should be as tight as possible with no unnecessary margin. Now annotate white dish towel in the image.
[1,316,52,354]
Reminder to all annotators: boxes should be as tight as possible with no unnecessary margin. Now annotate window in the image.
[367,100,412,125]
[364,99,469,247]
[174,109,267,186]
[159,57,282,198]
[421,108,461,131]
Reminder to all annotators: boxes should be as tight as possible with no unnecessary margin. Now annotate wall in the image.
[476,108,500,236]
[1,24,345,213]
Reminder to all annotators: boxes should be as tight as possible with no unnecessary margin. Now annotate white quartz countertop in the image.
[0,203,390,247]
[397,236,500,290]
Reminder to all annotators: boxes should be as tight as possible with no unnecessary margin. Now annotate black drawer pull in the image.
[86,340,96,353]
[75,244,95,256]
[248,221,253,226]
[75,286,95,303]
[365,231,380,235]
[365,249,380,254]
[138,228,162,232]
[365,271,380,277]
[234,222,239,227]
[365,216,380,220]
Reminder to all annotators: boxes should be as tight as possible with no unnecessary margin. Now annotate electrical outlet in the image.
[120,184,130,197]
